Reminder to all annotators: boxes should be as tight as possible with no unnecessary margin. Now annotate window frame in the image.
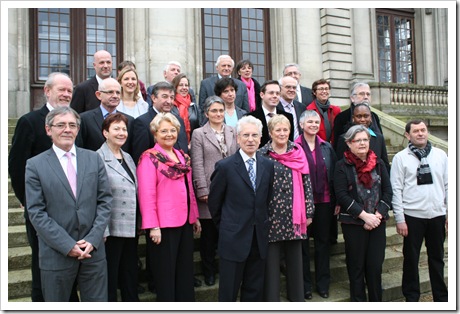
[376,8,416,84]
[201,8,271,83]
[29,8,123,96]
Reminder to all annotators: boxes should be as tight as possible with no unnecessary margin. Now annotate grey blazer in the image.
[25,147,112,271]
[190,122,238,219]
[97,142,138,238]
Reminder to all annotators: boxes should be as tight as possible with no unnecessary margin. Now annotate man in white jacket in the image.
[391,119,448,302]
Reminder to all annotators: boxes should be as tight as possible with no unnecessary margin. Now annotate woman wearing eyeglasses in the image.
[333,124,392,302]
[335,103,390,174]
[190,95,238,287]
[137,112,201,301]
[306,79,341,144]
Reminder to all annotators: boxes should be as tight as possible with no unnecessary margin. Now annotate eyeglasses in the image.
[50,123,78,130]
[282,85,297,90]
[351,138,370,144]
[208,109,225,114]
[353,92,371,97]
[316,87,330,92]
[158,128,178,135]
[240,133,260,139]
[100,90,121,96]
[285,71,300,76]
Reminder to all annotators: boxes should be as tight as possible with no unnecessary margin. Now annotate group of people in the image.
[8,49,448,303]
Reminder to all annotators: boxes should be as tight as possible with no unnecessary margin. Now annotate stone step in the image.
[9,208,25,226]
[8,225,29,248]
[8,262,448,303]
[8,193,21,208]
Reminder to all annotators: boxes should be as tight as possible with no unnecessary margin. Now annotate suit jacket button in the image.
[122,201,126,205]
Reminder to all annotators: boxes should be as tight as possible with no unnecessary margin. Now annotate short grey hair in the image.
[278,76,298,87]
[349,82,370,97]
[283,63,301,75]
[236,115,263,136]
[299,110,321,125]
[203,96,225,113]
[164,61,182,72]
[45,106,80,127]
[343,124,370,143]
[215,55,234,68]
[44,72,72,89]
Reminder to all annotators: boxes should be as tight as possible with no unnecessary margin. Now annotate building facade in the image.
[8,7,449,119]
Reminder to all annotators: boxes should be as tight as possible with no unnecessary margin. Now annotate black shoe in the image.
[304,291,312,300]
[194,277,202,287]
[318,291,329,299]
[204,275,215,286]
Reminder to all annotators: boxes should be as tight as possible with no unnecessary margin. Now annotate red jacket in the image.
[306,100,341,144]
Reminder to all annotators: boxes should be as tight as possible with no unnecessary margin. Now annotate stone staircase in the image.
[7,117,447,302]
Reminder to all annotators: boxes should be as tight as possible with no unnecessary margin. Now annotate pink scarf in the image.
[269,143,309,236]
[241,77,256,111]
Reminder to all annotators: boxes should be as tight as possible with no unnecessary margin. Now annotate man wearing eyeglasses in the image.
[332,82,383,150]
[283,63,313,107]
[71,50,113,114]
[277,76,307,140]
[25,106,112,301]
[76,78,134,152]
[9,72,81,302]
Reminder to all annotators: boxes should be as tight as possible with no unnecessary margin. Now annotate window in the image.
[30,8,123,109]
[202,8,271,83]
[376,9,416,84]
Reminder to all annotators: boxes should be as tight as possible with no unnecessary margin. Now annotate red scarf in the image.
[344,150,378,189]
[269,143,309,237]
[174,94,192,142]
[241,77,256,111]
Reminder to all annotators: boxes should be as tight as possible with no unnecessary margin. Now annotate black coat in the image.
[70,76,101,113]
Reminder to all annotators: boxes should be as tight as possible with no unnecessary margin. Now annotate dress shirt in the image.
[279,98,299,139]
[239,149,257,178]
[100,105,117,119]
[52,144,78,177]
[296,85,302,103]
[261,106,276,125]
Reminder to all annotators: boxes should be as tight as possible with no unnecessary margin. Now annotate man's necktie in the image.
[65,152,77,197]
[247,158,256,191]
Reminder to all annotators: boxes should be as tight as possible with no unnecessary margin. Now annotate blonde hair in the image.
[267,114,291,133]
[150,112,181,135]
[117,67,140,101]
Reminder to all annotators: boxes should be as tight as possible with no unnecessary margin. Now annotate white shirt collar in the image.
[52,144,77,159]
[239,149,257,162]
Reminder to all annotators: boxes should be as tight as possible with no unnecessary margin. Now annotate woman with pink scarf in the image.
[258,114,315,302]
[235,59,261,112]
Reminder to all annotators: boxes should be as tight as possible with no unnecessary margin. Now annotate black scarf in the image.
[408,141,433,185]
[300,135,326,200]
[315,99,331,141]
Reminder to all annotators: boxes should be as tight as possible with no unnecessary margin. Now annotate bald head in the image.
[93,50,113,79]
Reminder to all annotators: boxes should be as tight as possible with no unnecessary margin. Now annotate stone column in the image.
[350,8,375,82]
[9,8,30,117]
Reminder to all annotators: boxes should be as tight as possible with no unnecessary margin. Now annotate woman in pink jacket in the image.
[137,112,201,302]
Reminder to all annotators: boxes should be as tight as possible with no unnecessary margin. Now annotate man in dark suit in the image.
[8,72,80,302]
[283,63,314,106]
[76,78,133,152]
[146,61,196,107]
[208,115,274,302]
[131,81,189,164]
[277,75,307,140]
[25,106,112,301]
[70,50,113,113]
[198,55,249,125]
[246,80,294,148]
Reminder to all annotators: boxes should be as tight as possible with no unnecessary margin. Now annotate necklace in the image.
[117,158,123,165]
